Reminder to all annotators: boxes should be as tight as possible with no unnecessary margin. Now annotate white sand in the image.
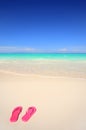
[0,71,86,130]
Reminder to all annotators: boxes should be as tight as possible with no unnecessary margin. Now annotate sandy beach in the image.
[0,0,86,129]
[0,71,86,130]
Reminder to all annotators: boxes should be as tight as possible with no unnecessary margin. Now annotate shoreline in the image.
[0,69,86,80]
[0,57,86,79]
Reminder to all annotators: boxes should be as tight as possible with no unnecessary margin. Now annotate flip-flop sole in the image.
[22,106,36,122]
[10,106,22,122]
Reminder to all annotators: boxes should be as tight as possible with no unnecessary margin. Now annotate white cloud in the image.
[58,48,68,52]
[0,46,37,52]
[69,46,86,53]
[0,46,17,49]
[57,46,86,53]
[0,46,58,53]
[0,46,86,53]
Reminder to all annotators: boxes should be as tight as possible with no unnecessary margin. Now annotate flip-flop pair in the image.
[10,106,36,122]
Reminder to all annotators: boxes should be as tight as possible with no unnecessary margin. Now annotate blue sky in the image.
[0,0,86,52]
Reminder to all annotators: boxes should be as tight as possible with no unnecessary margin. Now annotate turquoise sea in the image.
[0,53,86,78]
[0,53,86,60]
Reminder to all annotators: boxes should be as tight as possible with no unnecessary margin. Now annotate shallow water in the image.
[0,53,86,78]
[0,59,86,78]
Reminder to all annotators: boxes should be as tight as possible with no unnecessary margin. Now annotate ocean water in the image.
[0,53,86,60]
[0,53,86,78]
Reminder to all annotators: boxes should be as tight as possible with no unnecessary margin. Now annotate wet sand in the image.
[0,59,86,78]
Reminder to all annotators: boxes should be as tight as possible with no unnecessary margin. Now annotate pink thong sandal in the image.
[10,106,22,122]
[22,106,36,122]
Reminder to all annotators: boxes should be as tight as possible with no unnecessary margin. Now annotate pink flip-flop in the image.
[22,106,36,122]
[10,106,22,122]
